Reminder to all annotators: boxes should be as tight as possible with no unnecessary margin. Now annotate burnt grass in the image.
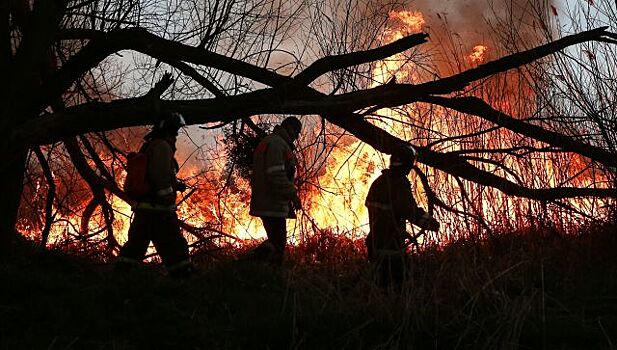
[1,222,617,349]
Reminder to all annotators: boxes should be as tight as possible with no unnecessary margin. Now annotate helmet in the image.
[281,117,302,133]
[390,144,417,169]
[156,112,186,133]
[281,117,302,141]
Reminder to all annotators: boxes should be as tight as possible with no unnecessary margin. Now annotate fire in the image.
[17,10,432,249]
[469,45,487,64]
[373,11,425,87]
[17,8,614,257]
[171,135,265,244]
[300,9,431,241]
[302,135,382,241]
[386,10,425,39]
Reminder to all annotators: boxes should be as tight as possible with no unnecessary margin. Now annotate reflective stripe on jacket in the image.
[249,126,297,218]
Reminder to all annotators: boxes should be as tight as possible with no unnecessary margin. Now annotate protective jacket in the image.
[134,137,180,211]
[119,135,191,276]
[249,126,298,218]
[365,169,434,256]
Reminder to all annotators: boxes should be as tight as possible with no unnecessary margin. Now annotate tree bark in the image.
[0,145,27,261]
[33,146,55,247]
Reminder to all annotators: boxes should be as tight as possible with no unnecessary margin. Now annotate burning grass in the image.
[2,221,617,349]
[15,6,616,257]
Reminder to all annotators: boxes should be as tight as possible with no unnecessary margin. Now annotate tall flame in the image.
[18,8,613,255]
[301,10,428,241]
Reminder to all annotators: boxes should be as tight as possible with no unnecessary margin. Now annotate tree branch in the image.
[11,25,617,204]
[316,27,616,110]
[294,32,429,84]
[324,111,617,200]
[11,84,617,200]
[422,95,617,168]
[39,27,293,113]
[168,59,266,136]
[414,26,612,94]
[33,26,616,134]
[63,137,118,248]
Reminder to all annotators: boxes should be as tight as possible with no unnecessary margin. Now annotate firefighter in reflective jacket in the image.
[247,117,302,264]
[117,112,193,278]
[365,145,439,288]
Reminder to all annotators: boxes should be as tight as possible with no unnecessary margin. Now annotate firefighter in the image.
[365,144,439,289]
[116,111,193,278]
[246,117,303,265]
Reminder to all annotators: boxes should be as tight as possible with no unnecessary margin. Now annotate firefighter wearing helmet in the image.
[365,144,439,289]
[117,111,193,278]
[244,117,303,265]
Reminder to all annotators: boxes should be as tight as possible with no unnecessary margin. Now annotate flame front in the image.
[18,8,613,256]
[300,10,428,242]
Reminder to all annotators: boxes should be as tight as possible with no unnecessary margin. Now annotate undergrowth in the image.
[1,222,617,349]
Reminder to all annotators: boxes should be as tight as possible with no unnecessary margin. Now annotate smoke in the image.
[410,0,546,31]
[412,0,500,33]
[405,0,556,51]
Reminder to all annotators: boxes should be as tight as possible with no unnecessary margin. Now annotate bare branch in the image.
[414,26,612,94]
[39,27,293,112]
[324,111,617,200]
[63,137,118,248]
[423,95,617,168]
[295,32,429,84]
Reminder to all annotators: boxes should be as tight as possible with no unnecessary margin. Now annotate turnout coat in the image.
[365,169,435,258]
[249,126,298,218]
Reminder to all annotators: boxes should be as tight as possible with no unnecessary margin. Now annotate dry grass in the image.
[1,221,617,349]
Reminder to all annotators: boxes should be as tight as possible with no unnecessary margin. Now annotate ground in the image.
[1,223,617,349]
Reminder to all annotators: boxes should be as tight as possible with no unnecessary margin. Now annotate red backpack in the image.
[124,150,150,200]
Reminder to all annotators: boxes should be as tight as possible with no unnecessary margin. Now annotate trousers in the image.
[118,210,190,272]
[244,217,287,265]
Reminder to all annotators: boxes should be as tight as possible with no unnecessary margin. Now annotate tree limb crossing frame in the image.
[11,26,617,201]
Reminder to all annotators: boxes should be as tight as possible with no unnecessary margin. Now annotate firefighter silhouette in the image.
[365,144,439,289]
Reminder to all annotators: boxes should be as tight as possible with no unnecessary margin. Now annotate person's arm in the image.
[414,207,439,232]
[393,178,439,232]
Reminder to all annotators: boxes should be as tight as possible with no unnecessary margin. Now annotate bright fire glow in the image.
[18,8,614,256]
[469,45,488,64]
[387,10,425,38]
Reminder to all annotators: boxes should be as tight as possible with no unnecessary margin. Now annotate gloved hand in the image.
[426,217,440,232]
[415,210,439,232]
[175,180,187,193]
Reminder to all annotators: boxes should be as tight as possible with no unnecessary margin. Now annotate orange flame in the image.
[388,10,425,34]
[469,45,487,64]
[18,8,614,255]
[373,11,425,86]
